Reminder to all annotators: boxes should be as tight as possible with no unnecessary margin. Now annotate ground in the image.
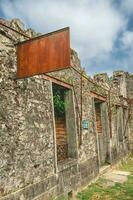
[77,155,133,200]
[56,155,133,200]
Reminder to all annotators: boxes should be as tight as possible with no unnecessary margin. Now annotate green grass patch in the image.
[119,156,133,174]
[55,156,133,200]
[77,156,133,200]
[55,195,67,200]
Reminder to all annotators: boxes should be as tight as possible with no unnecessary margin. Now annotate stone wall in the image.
[0,20,56,198]
[0,18,132,200]
[0,19,99,200]
[93,71,130,164]
[126,73,133,150]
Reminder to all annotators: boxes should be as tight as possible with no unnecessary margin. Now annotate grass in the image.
[77,155,133,200]
[55,197,67,200]
[56,155,133,200]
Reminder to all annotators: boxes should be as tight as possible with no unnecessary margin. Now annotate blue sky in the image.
[0,0,133,76]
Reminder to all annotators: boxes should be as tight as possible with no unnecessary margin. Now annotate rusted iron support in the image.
[42,74,73,89]
[108,88,112,138]
[79,70,83,146]
[123,98,133,138]
[122,97,133,104]
[112,103,127,107]
[90,91,107,102]
[71,66,120,96]
[72,85,81,146]
[0,21,31,39]
[44,70,82,147]
[72,85,81,119]
[0,28,16,42]
[71,66,109,93]
[123,104,131,137]
[71,66,114,142]
[16,27,70,45]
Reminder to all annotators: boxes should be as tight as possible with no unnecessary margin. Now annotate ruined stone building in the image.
[0,19,133,200]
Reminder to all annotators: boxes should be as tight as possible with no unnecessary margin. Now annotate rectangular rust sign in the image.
[17,27,70,78]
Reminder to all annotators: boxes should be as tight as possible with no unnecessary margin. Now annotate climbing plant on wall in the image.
[53,84,68,117]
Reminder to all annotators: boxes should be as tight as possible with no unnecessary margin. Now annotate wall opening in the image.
[94,99,110,166]
[123,108,128,138]
[95,101,102,134]
[116,106,124,142]
[123,107,130,152]
[52,83,77,162]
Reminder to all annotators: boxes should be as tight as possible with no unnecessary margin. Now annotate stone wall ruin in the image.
[0,19,133,200]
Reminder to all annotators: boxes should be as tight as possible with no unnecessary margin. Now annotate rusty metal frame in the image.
[0,21,127,99]
[123,104,131,137]
[122,97,133,140]
[16,27,70,78]
[90,91,107,102]
[42,74,73,89]
[15,27,69,45]
[72,84,81,146]
[108,88,112,138]
[0,21,31,39]
[2,20,132,149]
[71,66,110,93]
[79,70,83,146]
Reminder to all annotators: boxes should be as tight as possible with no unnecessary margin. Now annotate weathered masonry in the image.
[0,19,133,200]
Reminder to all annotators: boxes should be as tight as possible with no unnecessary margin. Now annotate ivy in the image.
[53,85,68,117]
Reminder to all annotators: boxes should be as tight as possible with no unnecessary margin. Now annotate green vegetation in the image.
[77,155,133,200]
[55,156,133,200]
[120,156,133,174]
[53,85,68,116]
[55,197,67,200]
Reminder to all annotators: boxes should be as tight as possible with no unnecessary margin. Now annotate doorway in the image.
[94,99,110,167]
[52,83,78,162]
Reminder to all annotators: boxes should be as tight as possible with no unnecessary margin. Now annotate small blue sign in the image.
[82,120,89,129]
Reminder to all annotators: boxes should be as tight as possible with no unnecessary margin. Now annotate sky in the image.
[0,0,133,76]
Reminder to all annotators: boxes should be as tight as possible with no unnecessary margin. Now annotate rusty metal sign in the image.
[16,27,70,78]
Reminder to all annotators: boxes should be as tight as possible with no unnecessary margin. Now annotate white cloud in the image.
[121,0,133,16]
[119,31,133,72]
[122,31,133,49]
[1,0,126,64]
